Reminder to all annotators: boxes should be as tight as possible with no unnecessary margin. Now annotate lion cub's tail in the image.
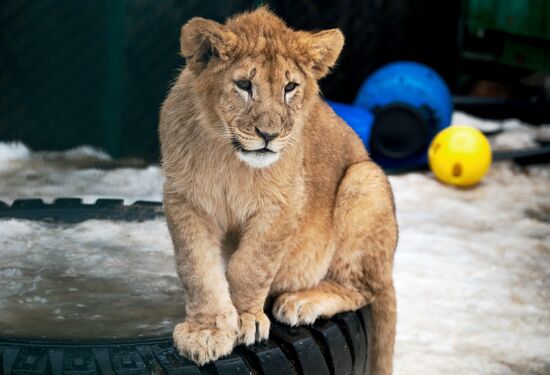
[366,284,397,375]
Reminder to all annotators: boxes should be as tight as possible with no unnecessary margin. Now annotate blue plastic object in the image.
[326,101,374,149]
[354,61,453,168]
[355,61,453,130]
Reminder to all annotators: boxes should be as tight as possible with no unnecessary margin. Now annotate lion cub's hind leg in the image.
[272,161,397,374]
[273,161,396,323]
[328,161,397,375]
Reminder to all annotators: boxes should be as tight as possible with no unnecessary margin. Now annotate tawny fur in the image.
[159,8,397,374]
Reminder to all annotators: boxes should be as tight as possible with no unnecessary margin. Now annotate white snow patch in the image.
[452,111,544,150]
[390,163,550,374]
[0,144,163,204]
[0,142,31,168]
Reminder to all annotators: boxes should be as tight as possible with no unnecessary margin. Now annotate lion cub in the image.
[159,8,397,374]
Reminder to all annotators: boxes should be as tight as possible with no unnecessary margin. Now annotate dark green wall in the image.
[0,0,255,161]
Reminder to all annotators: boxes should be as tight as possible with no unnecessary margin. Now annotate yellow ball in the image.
[428,125,492,187]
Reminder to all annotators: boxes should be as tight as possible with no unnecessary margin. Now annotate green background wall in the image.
[0,0,254,161]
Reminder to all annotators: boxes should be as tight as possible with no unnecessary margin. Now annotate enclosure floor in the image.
[0,112,548,373]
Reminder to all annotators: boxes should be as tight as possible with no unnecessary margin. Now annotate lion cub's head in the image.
[179,8,344,168]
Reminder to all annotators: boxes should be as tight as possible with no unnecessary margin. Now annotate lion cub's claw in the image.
[238,311,270,345]
[173,320,238,366]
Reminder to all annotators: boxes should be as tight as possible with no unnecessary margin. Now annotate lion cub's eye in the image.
[284,82,298,93]
[235,79,252,91]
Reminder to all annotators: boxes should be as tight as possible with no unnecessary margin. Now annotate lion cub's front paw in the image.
[173,315,238,366]
[237,311,270,345]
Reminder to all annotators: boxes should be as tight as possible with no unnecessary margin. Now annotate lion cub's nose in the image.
[255,127,279,143]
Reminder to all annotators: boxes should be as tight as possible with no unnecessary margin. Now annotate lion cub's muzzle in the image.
[232,126,285,169]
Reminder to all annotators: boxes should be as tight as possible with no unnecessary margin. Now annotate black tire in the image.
[0,198,370,375]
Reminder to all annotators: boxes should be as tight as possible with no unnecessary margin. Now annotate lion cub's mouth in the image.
[232,138,280,168]
[243,147,275,154]
[231,139,276,154]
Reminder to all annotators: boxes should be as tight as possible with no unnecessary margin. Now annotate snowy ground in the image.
[0,112,549,373]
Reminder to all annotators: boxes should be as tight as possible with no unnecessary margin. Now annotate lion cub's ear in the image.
[301,29,345,79]
[180,17,238,73]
